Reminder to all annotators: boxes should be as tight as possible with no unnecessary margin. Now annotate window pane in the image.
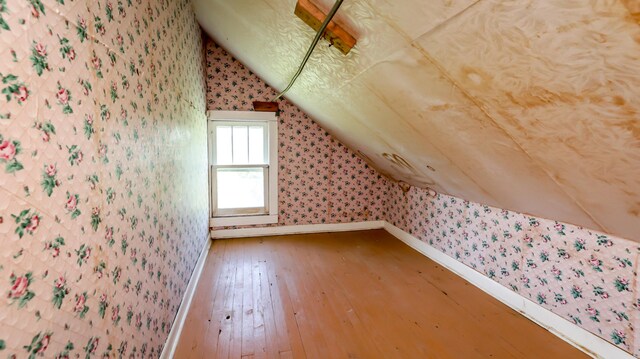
[232,126,248,164]
[249,126,265,164]
[217,168,265,209]
[216,126,232,165]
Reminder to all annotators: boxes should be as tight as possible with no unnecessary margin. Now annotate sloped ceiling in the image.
[195,0,640,241]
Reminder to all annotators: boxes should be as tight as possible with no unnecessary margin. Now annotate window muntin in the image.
[214,122,267,165]
[208,111,278,225]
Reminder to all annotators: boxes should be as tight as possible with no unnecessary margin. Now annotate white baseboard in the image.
[210,220,385,239]
[210,214,278,227]
[383,222,633,359]
[160,238,212,359]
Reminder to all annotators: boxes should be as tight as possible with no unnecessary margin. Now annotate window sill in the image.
[210,214,278,227]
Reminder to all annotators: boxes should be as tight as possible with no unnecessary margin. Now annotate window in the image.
[208,111,278,226]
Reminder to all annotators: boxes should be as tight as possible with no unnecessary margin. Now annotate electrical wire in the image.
[272,0,344,101]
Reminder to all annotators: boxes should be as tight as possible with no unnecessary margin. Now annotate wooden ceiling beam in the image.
[294,0,357,55]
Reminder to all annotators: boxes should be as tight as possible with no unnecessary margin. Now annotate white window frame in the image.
[208,110,278,227]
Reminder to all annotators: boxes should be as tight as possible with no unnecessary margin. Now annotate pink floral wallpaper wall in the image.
[386,183,640,356]
[0,0,208,357]
[205,40,387,228]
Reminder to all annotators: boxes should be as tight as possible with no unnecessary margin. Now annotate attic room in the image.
[0,0,639,357]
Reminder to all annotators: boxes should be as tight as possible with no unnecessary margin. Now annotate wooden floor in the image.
[174,230,587,359]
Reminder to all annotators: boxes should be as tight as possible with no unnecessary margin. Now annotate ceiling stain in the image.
[406,44,596,228]
[382,152,415,170]
[620,0,640,25]
[428,104,454,111]
[613,119,640,142]
[460,66,492,88]
[382,152,436,186]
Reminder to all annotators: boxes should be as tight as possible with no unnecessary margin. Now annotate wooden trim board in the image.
[294,0,357,55]
[210,220,385,239]
[160,238,212,359]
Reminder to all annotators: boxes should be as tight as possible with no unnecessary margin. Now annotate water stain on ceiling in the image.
[195,0,640,241]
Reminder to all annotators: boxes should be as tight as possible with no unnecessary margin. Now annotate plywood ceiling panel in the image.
[326,79,486,197]
[195,0,640,240]
[354,45,599,226]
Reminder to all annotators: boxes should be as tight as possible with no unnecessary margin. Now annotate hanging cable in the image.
[272,0,344,101]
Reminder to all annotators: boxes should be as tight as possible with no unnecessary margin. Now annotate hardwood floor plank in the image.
[176,230,588,359]
[241,244,255,358]
[248,241,268,359]
[215,240,242,359]
[253,243,280,358]
[288,236,359,359]
[273,236,332,359]
[263,241,306,358]
[174,240,226,359]
[314,234,445,358]
[228,243,245,359]
[200,239,235,358]
[298,235,385,358]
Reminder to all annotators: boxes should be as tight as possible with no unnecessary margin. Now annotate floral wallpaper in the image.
[205,40,387,228]
[386,183,640,356]
[0,0,208,357]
